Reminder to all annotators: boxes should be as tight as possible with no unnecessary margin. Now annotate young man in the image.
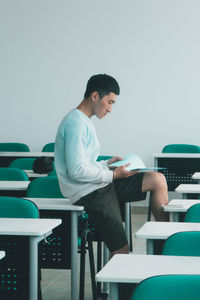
[55,74,169,258]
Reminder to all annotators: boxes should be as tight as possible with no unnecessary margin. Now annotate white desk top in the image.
[135,221,200,239]
[151,153,200,158]
[164,199,200,212]
[0,251,5,260]
[0,151,54,157]
[24,170,48,178]
[0,181,30,190]
[192,172,200,180]
[25,197,84,211]
[96,254,200,283]
[0,218,61,236]
[176,184,200,194]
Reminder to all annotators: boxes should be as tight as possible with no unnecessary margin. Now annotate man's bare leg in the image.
[142,172,169,221]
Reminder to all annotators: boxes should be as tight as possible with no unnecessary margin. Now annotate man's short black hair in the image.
[84,74,120,99]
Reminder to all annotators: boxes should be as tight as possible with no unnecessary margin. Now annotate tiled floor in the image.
[41,211,148,300]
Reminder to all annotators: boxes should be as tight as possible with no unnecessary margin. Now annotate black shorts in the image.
[75,172,146,252]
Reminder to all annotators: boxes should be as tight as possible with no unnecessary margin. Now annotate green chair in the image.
[131,275,200,300]
[0,142,30,152]
[42,142,55,152]
[162,231,200,256]
[96,155,112,161]
[0,196,40,299]
[9,158,36,170]
[162,144,200,153]
[0,167,29,181]
[26,176,64,198]
[184,203,200,222]
[0,196,39,218]
[48,169,57,176]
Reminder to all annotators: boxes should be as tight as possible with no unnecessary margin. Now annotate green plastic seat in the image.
[184,203,200,222]
[0,143,30,152]
[0,167,29,181]
[96,155,112,161]
[42,143,55,152]
[162,231,200,256]
[0,196,39,218]
[162,144,200,153]
[9,158,36,170]
[48,169,57,176]
[131,275,200,300]
[26,176,64,198]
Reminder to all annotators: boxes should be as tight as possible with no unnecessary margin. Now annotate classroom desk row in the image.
[0,151,54,167]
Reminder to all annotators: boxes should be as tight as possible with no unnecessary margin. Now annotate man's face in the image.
[92,92,116,119]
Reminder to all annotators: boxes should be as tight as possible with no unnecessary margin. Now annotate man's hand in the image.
[113,163,139,180]
[108,156,123,169]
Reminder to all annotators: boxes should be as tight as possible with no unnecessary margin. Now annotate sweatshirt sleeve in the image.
[64,119,113,184]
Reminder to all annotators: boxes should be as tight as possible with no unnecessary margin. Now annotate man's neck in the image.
[77,99,93,118]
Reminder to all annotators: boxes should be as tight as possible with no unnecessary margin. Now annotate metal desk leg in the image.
[109,282,118,300]
[125,202,130,245]
[146,239,154,254]
[29,234,51,300]
[71,211,79,300]
[102,244,109,293]
[173,212,179,222]
[29,237,38,300]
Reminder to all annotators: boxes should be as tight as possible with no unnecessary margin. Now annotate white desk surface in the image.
[25,197,84,211]
[0,151,54,157]
[0,181,30,190]
[96,254,200,283]
[192,172,200,180]
[135,221,200,239]
[176,184,200,194]
[24,170,48,178]
[0,218,61,236]
[0,251,5,260]
[151,153,200,158]
[164,199,200,212]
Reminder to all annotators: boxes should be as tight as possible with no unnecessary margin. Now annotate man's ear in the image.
[91,91,99,102]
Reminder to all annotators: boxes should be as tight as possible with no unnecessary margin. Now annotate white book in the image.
[109,153,166,171]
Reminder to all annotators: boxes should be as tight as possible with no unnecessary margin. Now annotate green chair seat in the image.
[131,275,200,300]
[184,203,200,222]
[9,158,36,170]
[0,196,39,218]
[162,231,200,256]
[162,144,200,153]
[26,176,64,198]
[0,143,30,152]
[0,167,29,181]
[42,143,55,152]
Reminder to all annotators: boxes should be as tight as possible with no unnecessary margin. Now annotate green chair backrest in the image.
[48,170,57,176]
[97,155,112,161]
[42,143,55,152]
[162,231,200,256]
[131,275,200,300]
[26,176,64,198]
[184,203,200,222]
[0,167,29,181]
[162,144,200,153]
[0,143,30,152]
[9,158,36,170]
[0,197,39,218]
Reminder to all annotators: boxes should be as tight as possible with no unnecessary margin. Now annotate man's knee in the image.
[144,172,167,191]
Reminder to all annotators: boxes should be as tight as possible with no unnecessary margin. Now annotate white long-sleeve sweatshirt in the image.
[54,108,113,203]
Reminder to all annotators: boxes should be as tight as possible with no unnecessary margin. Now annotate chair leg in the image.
[79,232,87,300]
[97,241,102,296]
[87,234,98,300]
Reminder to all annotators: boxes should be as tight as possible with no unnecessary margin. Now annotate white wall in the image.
[1,0,200,166]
